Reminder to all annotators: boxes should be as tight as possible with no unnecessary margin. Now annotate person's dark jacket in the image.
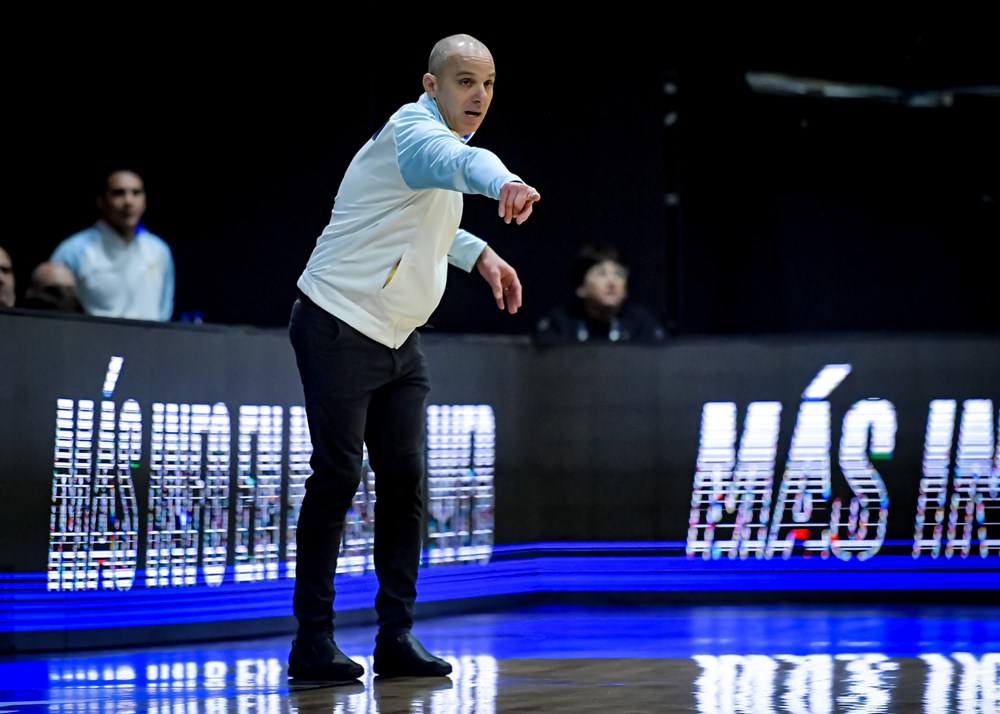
[534,301,666,347]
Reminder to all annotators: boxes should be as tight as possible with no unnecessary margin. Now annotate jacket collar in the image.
[418,92,475,144]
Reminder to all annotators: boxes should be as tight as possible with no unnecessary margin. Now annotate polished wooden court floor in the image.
[2,602,998,713]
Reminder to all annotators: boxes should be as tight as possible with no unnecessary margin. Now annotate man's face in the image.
[424,42,495,138]
[0,247,15,307]
[576,259,629,309]
[98,171,146,234]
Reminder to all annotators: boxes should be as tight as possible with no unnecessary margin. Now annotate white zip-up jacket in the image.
[297,92,522,348]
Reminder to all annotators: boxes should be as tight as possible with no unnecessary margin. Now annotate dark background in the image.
[10,19,999,335]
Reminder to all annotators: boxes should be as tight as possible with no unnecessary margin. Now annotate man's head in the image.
[0,245,15,308]
[423,34,495,139]
[572,243,629,313]
[25,261,81,312]
[97,169,147,238]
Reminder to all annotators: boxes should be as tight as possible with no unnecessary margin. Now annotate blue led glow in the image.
[3,544,998,638]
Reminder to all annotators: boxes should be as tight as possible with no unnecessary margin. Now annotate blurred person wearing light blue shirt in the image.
[51,168,174,322]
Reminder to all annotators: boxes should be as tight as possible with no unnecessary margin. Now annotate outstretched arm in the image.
[476,245,522,314]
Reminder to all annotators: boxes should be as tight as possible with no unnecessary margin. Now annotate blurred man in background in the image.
[51,168,174,321]
[23,261,83,313]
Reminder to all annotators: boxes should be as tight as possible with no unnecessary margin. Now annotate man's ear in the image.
[422,72,436,97]
[575,285,587,299]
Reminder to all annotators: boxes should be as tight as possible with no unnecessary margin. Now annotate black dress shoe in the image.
[288,637,364,681]
[373,631,453,678]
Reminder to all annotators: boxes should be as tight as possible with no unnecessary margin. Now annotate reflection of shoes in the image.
[372,675,454,697]
[373,632,453,678]
[288,637,364,681]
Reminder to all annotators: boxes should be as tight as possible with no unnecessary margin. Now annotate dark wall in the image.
[10,21,999,335]
[4,309,999,557]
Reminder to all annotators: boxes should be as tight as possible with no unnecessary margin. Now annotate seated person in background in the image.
[0,245,14,308]
[535,242,666,346]
[23,261,84,313]
[50,167,175,321]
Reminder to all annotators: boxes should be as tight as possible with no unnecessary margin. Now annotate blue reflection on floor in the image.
[1,603,998,712]
[332,603,1000,659]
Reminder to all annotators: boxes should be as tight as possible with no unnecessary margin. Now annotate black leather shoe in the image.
[373,632,453,678]
[288,637,364,681]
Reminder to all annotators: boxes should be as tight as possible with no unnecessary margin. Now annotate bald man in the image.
[287,33,540,682]
[24,261,83,312]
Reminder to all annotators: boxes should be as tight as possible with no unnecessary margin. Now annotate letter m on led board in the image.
[686,401,782,559]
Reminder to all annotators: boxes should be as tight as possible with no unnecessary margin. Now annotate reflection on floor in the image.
[1,602,998,713]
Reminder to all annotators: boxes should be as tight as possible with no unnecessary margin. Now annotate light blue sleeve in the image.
[447,229,487,272]
[394,105,522,199]
[50,232,91,274]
